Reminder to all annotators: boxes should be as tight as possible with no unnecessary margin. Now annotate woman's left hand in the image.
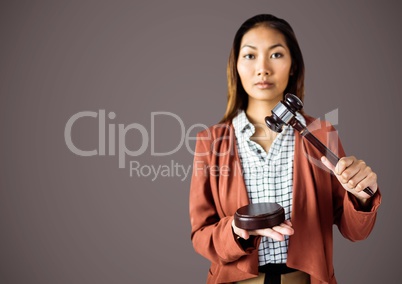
[321,156,378,203]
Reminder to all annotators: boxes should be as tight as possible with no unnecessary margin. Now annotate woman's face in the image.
[237,25,292,106]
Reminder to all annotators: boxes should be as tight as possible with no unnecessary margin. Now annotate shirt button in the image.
[257,149,262,154]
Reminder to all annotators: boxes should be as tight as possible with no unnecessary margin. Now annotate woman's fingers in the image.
[321,156,378,199]
[255,228,286,241]
[284,219,293,227]
[253,221,294,241]
[232,219,294,242]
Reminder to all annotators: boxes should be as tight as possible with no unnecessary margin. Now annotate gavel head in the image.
[265,93,303,133]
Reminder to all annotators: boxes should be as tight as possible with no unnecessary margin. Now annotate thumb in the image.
[241,230,250,240]
[321,156,335,172]
[232,220,250,240]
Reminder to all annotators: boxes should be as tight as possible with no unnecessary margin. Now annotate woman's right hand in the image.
[232,219,294,242]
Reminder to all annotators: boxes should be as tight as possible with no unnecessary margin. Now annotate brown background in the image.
[1,1,401,283]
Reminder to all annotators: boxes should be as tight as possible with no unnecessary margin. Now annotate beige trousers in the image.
[236,271,310,284]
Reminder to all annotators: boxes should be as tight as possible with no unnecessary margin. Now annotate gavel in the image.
[265,93,374,197]
[234,93,374,231]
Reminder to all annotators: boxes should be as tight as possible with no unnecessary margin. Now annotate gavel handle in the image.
[291,119,375,197]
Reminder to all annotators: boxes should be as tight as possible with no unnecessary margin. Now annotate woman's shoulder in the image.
[303,113,338,130]
[302,113,341,142]
[196,121,234,139]
[194,121,236,156]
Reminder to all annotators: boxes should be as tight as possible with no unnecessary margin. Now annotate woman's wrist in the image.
[351,193,373,212]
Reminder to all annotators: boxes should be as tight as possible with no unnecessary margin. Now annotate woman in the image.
[189,14,381,284]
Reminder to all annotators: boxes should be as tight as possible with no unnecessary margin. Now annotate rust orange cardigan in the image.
[189,115,381,284]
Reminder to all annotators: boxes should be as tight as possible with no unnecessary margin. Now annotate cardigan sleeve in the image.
[189,131,260,265]
[329,126,382,241]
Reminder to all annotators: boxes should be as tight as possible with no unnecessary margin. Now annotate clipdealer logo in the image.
[64,110,207,181]
[64,109,341,181]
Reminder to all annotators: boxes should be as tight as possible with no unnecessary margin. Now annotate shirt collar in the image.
[232,110,254,140]
[233,110,306,140]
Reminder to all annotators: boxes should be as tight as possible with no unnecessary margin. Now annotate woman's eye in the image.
[243,54,255,59]
[271,53,283,59]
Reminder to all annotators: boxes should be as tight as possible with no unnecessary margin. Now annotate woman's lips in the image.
[255,81,274,89]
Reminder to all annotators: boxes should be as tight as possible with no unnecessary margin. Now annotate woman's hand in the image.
[321,155,378,204]
[232,219,294,242]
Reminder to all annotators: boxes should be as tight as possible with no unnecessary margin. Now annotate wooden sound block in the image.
[234,202,285,230]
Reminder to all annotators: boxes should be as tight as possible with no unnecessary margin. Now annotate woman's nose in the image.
[257,57,270,76]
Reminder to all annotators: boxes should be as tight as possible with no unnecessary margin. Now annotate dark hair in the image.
[220,14,305,123]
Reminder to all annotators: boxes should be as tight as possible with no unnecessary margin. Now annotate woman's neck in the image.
[245,97,281,126]
[245,98,281,152]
